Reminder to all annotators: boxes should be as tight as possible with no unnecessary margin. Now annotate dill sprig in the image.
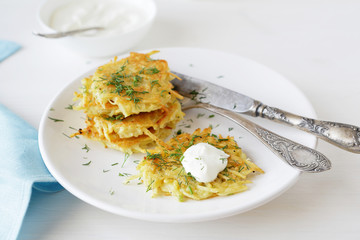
[82,161,91,166]
[121,153,130,167]
[119,172,131,177]
[48,116,64,122]
[146,180,155,192]
[145,67,160,74]
[104,113,124,121]
[65,104,74,110]
[150,80,160,88]
[82,144,90,152]
[189,90,199,100]
[132,75,143,86]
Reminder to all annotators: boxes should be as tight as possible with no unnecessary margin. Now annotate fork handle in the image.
[187,103,331,173]
[253,103,360,153]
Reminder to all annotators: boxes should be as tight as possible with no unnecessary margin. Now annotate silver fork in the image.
[180,96,332,173]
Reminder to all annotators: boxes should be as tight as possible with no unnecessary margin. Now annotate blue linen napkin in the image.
[0,40,21,62]
[0,104,63,240]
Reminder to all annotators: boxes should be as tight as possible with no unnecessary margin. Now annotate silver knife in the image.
[172,71,360,154]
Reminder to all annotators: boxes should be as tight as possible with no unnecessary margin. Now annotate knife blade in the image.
[171,71,360,153]
[171,71,257,114]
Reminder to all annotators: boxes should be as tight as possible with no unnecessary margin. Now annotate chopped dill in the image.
[82,144,90,152]
[65,104,74,110]
[188,135,201,147]
[119,172,131,177]
[221,145,228,150]
[104,114,124,121]
[220,157,227,164]
[150,80,160,88]
[82,161,91,166]
[145,67,160,74]
[146,152,163,160]
[196,113,205,118]
[169,153,182,158]
[160,90,167,97]
[218,138,229,142]
[189,90,199,100]
[48,116,64,122]
[132,75,143,86]
[146,180,155,192]
[188,186,193,194]
[138,67,145,74]
[122,153,130,167]
[184,175,193,194]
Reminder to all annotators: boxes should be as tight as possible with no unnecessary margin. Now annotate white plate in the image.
[39,48,316,222]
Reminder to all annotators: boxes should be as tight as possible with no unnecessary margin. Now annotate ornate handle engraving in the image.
[255,127,331,172]
[256,105,360,153]
[184,102,332,173]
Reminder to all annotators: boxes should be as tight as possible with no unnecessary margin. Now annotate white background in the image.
[1,0,360,239]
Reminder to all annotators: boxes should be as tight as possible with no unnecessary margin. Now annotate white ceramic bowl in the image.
[37,0,157,58]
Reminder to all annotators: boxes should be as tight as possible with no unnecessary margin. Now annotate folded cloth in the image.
[0,104,63,240]
[0,40,21,62]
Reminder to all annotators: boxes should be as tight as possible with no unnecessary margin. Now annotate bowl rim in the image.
[36,0,157,39]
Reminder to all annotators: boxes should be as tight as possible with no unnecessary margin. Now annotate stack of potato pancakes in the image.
[73,51,184,153]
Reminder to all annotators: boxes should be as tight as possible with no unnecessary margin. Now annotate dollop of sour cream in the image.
[181,143,229,183]
[49,0,147,36]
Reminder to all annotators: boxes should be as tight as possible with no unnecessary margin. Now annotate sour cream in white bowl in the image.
[37,0,156,57]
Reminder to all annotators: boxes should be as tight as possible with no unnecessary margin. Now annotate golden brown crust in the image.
[88,100,183,139]
[74,121,174,154]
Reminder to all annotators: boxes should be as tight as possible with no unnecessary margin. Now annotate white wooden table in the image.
[1,0,359,239]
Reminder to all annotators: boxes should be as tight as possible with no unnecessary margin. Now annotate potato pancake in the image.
[133,128,264,201]
[74,51,182,117]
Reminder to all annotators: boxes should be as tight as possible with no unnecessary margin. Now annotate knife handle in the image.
[254,104,360,153]
[185,103,331,172]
